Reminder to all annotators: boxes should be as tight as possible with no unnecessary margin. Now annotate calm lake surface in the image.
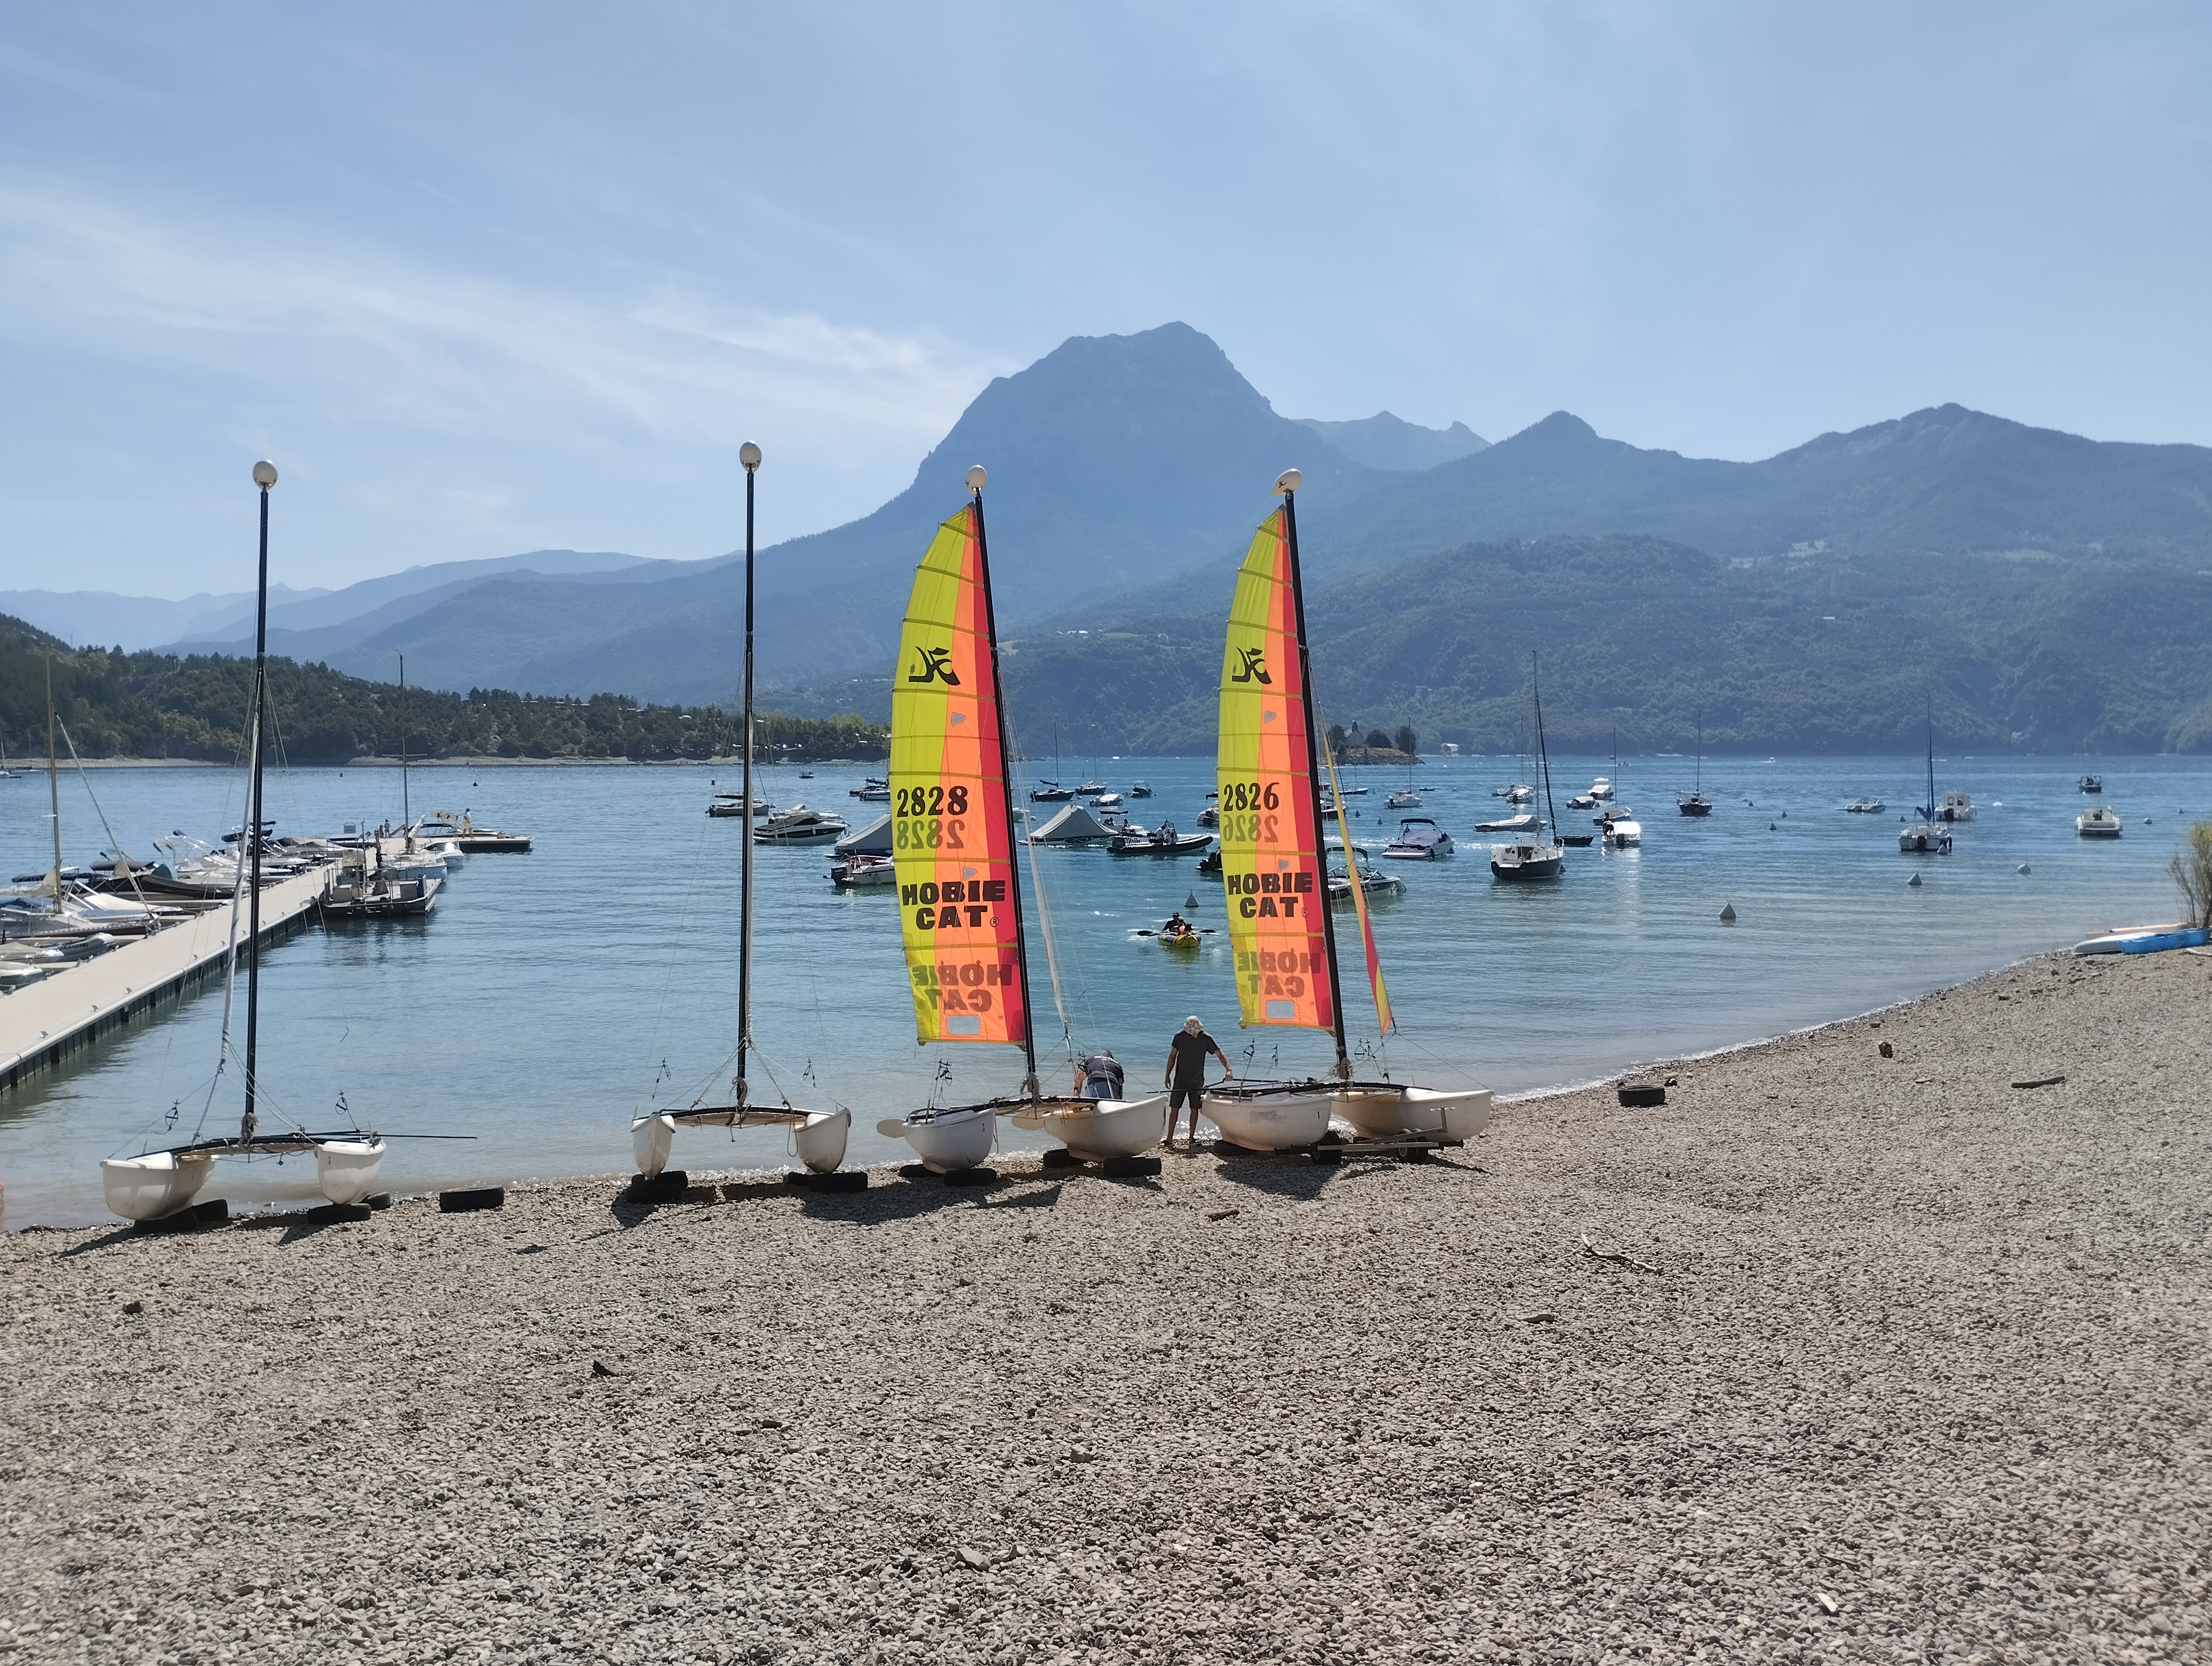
[3,752,2207,1226]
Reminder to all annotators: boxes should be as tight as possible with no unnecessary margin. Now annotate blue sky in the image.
[3,2,2208,595]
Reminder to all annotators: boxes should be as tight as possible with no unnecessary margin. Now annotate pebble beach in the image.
[2,948,2205,1664]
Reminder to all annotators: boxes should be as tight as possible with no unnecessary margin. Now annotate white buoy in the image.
[1908,872,1923,888]
[1719,902,1737,924]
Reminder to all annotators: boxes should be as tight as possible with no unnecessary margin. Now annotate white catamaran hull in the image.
[631,1106,853,1177]
[890,1104,996,1173]
[1334,1086,1493,1142]
[100,1150,216,1221]
[1207,1089,1335,1151]
[1038,1094,1168,1161]
[314,1138,387,1206]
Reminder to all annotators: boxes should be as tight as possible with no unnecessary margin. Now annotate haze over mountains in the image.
[19,322,2212,753]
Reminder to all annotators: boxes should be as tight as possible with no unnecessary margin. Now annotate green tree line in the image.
[0,614,887,765]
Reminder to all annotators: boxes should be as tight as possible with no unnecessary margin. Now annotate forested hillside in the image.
[0,614,886,764]
[773,533,2212,757]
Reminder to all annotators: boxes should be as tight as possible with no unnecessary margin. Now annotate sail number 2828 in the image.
[893,782,969,851]
[896,785,969,817]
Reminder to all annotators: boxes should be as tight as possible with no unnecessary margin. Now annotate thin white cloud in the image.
[0,172,1008,467]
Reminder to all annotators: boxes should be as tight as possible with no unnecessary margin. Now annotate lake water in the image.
[3,752,2207,1226]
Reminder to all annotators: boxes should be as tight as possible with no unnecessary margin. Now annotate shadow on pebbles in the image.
[3,950,2207,1662]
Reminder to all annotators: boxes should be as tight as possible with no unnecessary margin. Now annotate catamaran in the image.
[876,467,1166,1173]
[1205,470,1491,1152]
[631,444,856,1189]
[100,461,387,1224]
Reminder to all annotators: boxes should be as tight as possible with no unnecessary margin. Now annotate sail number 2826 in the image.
[1221,778,1286,846]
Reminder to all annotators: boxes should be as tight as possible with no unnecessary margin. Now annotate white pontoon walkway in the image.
[0,868,330,1094]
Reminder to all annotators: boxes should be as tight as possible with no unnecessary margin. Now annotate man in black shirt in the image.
[1163,1015,1233,1148]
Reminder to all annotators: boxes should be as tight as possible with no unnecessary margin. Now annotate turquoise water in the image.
[2,752,2207,1226]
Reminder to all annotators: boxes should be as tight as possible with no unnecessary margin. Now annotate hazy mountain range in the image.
[16,322,2212,752]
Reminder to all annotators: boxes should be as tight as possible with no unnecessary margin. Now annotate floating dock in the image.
[0,869,329,1094]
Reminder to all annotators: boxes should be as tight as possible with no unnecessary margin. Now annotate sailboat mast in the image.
[398,654,409,826]
[243,462,275,1143]
[1926,701,1937,820]
[967,477,1040,1098]
[735,443,761,1107]
[44,652,61,902]
[1533,652,1558,836]
[1279,484,1351,1075]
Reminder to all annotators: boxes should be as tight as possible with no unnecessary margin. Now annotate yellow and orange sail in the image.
[890,503,1027,1048]
[1216,508,1336,1033]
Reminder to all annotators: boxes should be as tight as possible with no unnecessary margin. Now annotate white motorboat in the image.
[1588,776,1615,800]
[1474,811,1537,834]
[1334,1085,1493,1142]
[829,853,897,888]
[850,777,892,802]
[2077,805,2123,838]
[1129,781,1154,799]
[324,850,440,917]
[1325,844,1405,900]
[1937,792,1973,822]
[707,793,776,819]
[632,446,857,1187]
[755,804,849,844]
[1503,783,1534,804]
[1844,797,1885,813]
[1385,788,1423,809]
[1602,817,1643,848]
[1381,817,1453,857]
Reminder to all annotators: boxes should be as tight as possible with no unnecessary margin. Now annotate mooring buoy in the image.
[2018,863,2031,875]
[1719,902,1737,924]
[1908,872,1923,888]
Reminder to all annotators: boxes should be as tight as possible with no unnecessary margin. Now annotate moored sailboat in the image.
[631,444,856,1190]
[1491,653,1566,881]
[100,461,386,1224]
[1207,471,1490,1152]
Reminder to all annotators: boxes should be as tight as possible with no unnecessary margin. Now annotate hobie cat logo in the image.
[908,645,960,686]
[1231,648,1271,685]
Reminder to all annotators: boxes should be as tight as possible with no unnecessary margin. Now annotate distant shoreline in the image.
[17,755,891,770]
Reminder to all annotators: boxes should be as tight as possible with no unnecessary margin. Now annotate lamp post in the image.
[735,441,761,1110]
[243,459,276,1142]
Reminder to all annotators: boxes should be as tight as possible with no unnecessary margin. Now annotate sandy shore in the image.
[3,950,2205,1663]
